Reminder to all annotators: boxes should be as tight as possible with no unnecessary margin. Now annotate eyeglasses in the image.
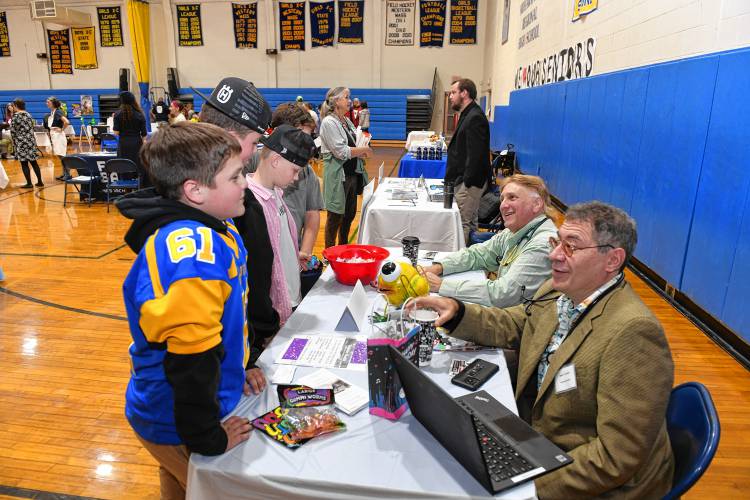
[548,236,613,257]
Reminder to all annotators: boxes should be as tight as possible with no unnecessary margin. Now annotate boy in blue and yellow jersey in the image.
[116,121,267,499]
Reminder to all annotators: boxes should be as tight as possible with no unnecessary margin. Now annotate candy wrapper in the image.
[277,385,334,408]
[284,406,346,441]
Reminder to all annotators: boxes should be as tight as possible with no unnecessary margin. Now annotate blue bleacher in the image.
[0,89,118,125]
[183,87,429,141]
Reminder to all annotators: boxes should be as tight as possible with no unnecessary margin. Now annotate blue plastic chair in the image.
[663,382,720,500]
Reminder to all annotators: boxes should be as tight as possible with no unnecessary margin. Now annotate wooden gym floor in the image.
[0,145,748,499]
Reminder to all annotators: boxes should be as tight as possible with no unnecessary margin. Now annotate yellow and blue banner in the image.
[97,6,124,47]
[420,0,446,47]
[232,3,258,49]
[72,27,98,69]
[279,2,305,51]
[338,0,364,44]
[572,0,598,21]
[48,29,73,74]
[310,1,335,48]
[449,0,477,45]
[0,11,11,57]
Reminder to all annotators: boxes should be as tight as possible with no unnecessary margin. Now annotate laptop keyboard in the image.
[472,416,535,483]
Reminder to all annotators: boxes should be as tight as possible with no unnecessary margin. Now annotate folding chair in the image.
[100,133,118,152]
[104,158,140,212]
[61,155,100,207]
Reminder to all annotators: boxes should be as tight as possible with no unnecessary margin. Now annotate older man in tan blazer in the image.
[415,201,675,499]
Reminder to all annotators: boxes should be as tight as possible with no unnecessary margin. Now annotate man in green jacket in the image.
[422,174,557,307]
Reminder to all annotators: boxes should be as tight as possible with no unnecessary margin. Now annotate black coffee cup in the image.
[443,181,454,209]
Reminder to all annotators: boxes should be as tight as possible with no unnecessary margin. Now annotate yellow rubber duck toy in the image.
[377,258,429,306]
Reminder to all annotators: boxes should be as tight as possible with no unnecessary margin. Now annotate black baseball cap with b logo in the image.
[193,77,271,134]
[260,124,317,167]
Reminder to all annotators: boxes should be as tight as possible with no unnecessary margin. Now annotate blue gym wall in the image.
[490,46,750,345]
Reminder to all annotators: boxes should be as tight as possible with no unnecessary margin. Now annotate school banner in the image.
[338,0,364,44]
[97,6,124,47]
[420,0,446,47]
[449,0,476,45]
[573,0,598,21]
[385,1,415,46]
[232,2,258,48]
[72,27,98,69]
[48,29,73,74]
[0,11,11,57]
[310,1,335,48]
[176,4,203,46]
[279,2,305,51]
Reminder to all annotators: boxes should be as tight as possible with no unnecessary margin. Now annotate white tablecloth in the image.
[187,256,534,500]
[359,178,465,252]
[405,130,435,150]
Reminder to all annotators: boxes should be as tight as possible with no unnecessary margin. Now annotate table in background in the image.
[187,258,534,500]
[74,152,119,201]
[398,151,447,179]
[359,177,465,252]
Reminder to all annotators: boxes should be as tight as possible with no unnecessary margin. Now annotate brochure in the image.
[298,369,369,415]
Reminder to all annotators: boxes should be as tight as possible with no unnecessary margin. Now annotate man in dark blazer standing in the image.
[445,78,491,245]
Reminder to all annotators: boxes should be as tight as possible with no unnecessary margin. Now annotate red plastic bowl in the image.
[323,244,390,286]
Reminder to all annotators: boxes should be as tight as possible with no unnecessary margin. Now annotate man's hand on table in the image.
[222,415,252,452]
[406,296,459,327]
[424,271,443,292]
[244,367,267,395]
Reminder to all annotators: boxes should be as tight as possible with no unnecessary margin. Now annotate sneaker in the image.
[35,181,45,187]
[20,183,33,188]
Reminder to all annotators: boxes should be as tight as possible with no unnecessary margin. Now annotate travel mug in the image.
[410,309,439,367]
[443,181,454,209]
[401,236,420,268]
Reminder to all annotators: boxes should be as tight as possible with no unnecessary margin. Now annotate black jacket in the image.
[445,101,491,189]
[233,189,280,360]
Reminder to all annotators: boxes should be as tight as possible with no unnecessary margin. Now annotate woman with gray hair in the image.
[319,86,372,248]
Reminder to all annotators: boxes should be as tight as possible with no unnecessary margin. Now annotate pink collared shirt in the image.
[246,174,300,325]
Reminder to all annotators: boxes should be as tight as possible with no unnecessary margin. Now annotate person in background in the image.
[169,100,187,124]
[0,103,14,159]
[444,78,491,245]
[9,99,43,188]
[348,97,361,128]
[304,102,319,133]
[185,103,197,121]
[47,97,70,181]
[113,91,149,186]
[422,174,557,307]
[117,122,266,499]
[236,125,316,356]
[150,98,170,126]
[358,101,370,133]
[319,87,372,248]
[411,201,675,499]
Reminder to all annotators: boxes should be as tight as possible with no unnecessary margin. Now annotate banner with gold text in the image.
[310,1,335,48]
[279,2,305,50]
[97,6,124,47]
[385,1,415,46]
[573,0,598,21]
[0,12,11,57]
[48,29,73,74]
[338,0,364,44]
[232,3,258,48]
[420,0,446,47]
[176,4,203,46]
[449,0,477,45]
[72,27,98,69]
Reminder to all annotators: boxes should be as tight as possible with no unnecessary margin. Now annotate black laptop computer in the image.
[389,345,573,494]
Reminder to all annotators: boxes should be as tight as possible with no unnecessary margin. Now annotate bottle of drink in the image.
[416,147,422,160]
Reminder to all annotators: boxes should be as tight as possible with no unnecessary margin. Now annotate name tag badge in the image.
[554,364,577,394]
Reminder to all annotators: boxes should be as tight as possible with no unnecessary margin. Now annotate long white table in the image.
[187,255,534,500]
[359,177,465,252]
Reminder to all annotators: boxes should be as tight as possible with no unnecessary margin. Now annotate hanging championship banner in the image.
[310,1,335,48]
[449,0,477,45]
[232,3,258,48]
[72,27,98,69]
[0,11,11,57]
[279,2,305,51]
[97,6,123,47]
[420,0,446,47]
[385,1,415,46]
[338,0,364,44]
[48,29,73,74]
[176,4,204,46]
